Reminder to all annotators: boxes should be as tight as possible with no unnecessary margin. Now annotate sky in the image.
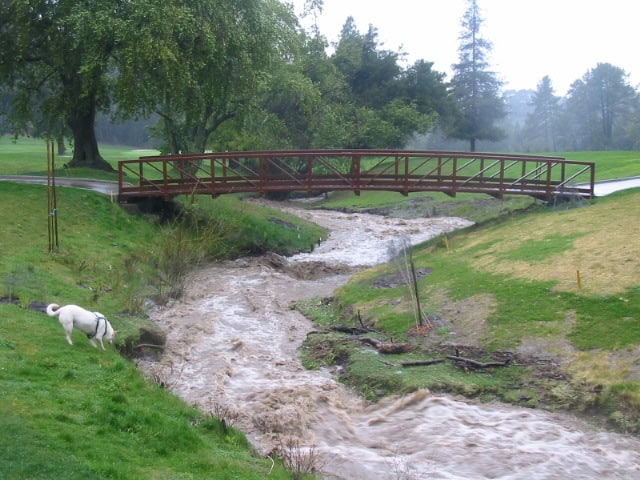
[290,0,639,95]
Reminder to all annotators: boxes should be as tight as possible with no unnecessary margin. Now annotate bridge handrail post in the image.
[259,156,265,191]
[452,156,457,194]
[163,158,168,188]
[546,160,553,197]
[214,157,216,195]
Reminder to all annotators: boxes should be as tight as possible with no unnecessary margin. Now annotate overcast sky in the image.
[290,0,639,95]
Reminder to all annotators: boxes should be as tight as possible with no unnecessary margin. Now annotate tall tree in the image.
[331,19,441,148]
[118,0,298,155]
[400,60,457,125]
[564,63,637,149]
[0,0,295,166]
[524,76,561,151]
[448,0,505,151]
[0,0,125,170]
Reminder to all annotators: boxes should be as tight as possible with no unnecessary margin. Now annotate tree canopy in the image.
[3,0,638,158]
[523,76,561,151]
[0,0,125,169]
[0,0,296,167]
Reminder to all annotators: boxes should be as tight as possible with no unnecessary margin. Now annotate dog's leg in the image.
[97,338,105,350]
[88,338,98,349]
[64,325,74,345]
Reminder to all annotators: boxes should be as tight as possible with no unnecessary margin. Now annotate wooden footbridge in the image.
[117,150,595,202]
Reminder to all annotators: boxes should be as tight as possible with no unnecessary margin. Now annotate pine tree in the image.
[525,76,561,151]
[448,0,505,151]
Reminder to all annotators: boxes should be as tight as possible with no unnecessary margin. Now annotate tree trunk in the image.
[56,135,66,156]
[469,137,476,152]
[66,103,114,172]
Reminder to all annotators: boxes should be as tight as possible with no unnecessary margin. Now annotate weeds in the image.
[278,437,323,480]
[209,402,240,433]
[389,238,432,330]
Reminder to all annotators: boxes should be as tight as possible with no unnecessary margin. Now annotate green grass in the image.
[180,195,326,257]
[0,135,158,177]
[0,175,324,478]
[0,306,289,480]
[334,191,640,350]
[562,151,640,180]
[297,187,640,431]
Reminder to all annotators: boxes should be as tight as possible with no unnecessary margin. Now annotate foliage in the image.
[218,14,452,152]
[523,76,562,151]
[134,0,300,154]
[330,19,444,148]
[0,0,301,168]
[563,63,639,150]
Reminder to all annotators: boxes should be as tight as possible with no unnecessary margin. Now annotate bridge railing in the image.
[118,150,595,201]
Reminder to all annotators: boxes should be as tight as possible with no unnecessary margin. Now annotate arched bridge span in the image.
[117,149,595,202]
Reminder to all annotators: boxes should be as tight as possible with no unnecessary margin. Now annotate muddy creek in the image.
[138,205,640,479]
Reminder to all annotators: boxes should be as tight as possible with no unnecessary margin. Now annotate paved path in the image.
[592,176,640,196]
[0,175,129,195]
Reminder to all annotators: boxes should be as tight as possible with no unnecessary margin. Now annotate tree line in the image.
[1,0,638,171]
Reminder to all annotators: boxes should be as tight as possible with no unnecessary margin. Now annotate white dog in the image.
[46,303,116,350]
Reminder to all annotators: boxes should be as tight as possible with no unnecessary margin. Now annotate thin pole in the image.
[47,139,52,251]
[52,140,58,249]
[47,138,59,252]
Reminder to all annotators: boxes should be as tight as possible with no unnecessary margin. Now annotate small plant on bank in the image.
[389,238,433,331]
[278,437,323,480]
[152,206,229,302]
[210,402,240,434]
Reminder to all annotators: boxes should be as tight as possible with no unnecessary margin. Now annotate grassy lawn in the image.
[297,184,640,432]
[562,151,640,180]
[0,135,158,179]
[0,169,324,478]
[0,306,287,479]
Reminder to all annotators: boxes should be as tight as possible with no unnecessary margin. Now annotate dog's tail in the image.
[46,303,61,317]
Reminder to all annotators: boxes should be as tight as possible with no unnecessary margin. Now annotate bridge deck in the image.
[117,150,595,201]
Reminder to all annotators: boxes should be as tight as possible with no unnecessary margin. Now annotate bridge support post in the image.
[352,155,361,196]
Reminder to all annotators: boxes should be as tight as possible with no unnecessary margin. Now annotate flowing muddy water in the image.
[138,205,640,479]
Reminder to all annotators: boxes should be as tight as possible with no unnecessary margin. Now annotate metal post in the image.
[47,138,59,252]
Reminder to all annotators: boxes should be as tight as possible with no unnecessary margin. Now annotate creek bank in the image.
[136,205,640,480]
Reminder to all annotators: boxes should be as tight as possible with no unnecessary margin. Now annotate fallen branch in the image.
[307,329,331,335]
[446,355,511,369]
[401,359,445,367]
[134,343,165,350]
[331,325,374,335]
[360,337,411,354]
